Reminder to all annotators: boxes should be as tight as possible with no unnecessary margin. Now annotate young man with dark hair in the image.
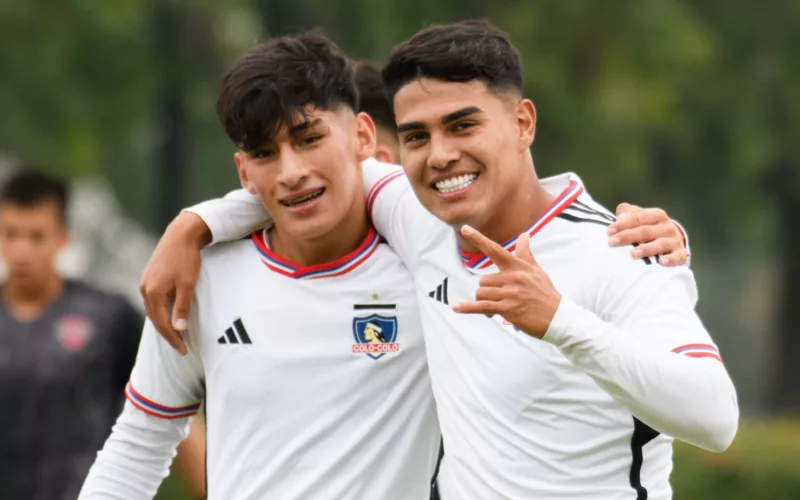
[377,20,736,498]
[169,60,407,486]
[0,170,144,500]
[354,60,399,164]
[140,21,735,499]
[79,34,439,499]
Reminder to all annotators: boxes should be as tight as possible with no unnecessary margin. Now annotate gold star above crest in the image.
[372,293,379,300]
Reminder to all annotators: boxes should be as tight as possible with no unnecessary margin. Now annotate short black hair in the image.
[382,20,523,104]
[353,60,395,133]
[217,31,358,153]
[0,169,69,225]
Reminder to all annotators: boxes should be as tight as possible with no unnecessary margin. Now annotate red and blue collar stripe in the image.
[252,226,381,280]
[459,180,584,270]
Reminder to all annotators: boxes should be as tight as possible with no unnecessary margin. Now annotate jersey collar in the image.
[459,176,584,271]
[252,227,381,279]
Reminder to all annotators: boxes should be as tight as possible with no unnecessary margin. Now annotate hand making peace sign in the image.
[452,225,563,339]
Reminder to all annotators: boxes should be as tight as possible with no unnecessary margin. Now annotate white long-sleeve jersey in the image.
[79,227,440,499]
[182,160,738,499]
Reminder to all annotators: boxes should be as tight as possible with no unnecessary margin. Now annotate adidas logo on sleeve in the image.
[218,318,252,345]
[428,278,449,305]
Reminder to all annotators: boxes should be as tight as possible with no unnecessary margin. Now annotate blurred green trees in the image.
[3,0,797,246]
[0,0,257,227]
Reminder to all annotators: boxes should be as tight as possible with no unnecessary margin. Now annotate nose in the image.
[426,134,460,170]
[277,147,310,187]
[6,237,33,264]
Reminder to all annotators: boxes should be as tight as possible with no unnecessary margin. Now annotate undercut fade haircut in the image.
[382,19,523,104]
[0,169,69,225]
[353,60,395,133]
[217,31,358,153]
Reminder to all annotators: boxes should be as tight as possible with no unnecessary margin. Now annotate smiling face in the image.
[394,78,537,230]
[217,33,378,247]
[235,106,375,241]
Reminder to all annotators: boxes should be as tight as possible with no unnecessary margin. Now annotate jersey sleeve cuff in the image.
[125,382,201,420]
[542,298,594,347]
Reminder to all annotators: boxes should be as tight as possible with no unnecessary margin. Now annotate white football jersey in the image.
[364,165,723,500]
[126,227,440,499]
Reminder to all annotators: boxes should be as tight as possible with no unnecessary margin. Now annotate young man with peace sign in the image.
[373,22,736,498]
[140,21,734,499]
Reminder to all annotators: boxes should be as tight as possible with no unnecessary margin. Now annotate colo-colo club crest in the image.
[352,314,399,360]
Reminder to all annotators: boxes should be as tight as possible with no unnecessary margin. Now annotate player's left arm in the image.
[542,265,738,453]
[80,309,206,499]
[453,227,737,453]
[108,297,208,498]
[107,299,208,498]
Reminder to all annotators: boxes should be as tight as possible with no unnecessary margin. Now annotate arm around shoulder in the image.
[184,188,270,245]
[361,159,439,269]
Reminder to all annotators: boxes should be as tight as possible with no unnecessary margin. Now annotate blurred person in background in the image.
[354,60,400,164]
[0,166,206,499]
[0,170,144,500]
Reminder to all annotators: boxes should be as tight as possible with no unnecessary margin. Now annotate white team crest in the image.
[352,314,399,360]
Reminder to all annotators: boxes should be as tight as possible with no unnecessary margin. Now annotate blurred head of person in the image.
[217,32,376,257]
[382,20,539,235]
[353,60,399,164]
[0,170,68,296]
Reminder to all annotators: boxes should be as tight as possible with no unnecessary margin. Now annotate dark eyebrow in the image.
[396,121,425,134]
[396,106,483,134]
[289,118,322,136]
[442,106,482,125]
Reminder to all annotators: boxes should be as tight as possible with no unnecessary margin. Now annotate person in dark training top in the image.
[0,170,143,500]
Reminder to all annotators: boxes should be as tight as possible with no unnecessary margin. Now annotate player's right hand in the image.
[139,211,210,356]
[452,226,561,339]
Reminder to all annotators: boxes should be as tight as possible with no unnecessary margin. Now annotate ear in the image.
[234,152,258,195]
[517,99,537,150]
[373,145,395,164]
[354,112,377,162]
[56,227,69,251]
[375,127,401,165]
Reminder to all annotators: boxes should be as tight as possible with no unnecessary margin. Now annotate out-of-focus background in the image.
[1,0,798,498]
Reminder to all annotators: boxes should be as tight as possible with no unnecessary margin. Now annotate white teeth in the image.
[285,189,323,206]
[296,193,316,202]
[434,174,477,193]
